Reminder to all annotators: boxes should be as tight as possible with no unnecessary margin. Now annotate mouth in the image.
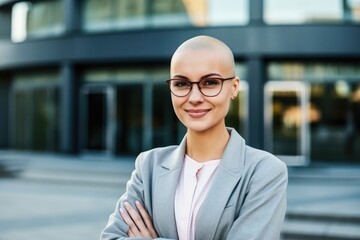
[185,109,210,118]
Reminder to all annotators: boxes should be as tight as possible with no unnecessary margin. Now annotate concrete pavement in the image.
[1,151,360,240]
[283,166,360,240]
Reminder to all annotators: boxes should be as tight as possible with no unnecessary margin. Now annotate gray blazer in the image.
[101,128,288,240]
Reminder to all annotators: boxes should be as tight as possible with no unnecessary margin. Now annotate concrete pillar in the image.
[249,0,264,25]
[63,0,80,35]
[60,63,77,154]
[0,74,10,148]
[247,58,265,149]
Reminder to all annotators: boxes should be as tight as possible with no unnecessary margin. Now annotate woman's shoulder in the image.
[142,145,178,158]
[135,145,180,168]
[244,145,287,176]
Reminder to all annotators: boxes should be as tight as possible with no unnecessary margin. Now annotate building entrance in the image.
[80,83,145,156]
[264,81,309,165]
[80,85,114,155]
[309,82,360,163]
[264,80,360,165]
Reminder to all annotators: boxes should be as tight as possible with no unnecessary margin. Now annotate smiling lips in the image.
[186,109,210,118]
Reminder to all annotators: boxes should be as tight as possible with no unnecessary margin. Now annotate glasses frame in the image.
[165,76,235,97]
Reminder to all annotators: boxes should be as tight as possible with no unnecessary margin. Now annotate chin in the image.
[185,122,215,133]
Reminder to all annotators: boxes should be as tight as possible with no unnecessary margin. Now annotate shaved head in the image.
[170,35,235,76]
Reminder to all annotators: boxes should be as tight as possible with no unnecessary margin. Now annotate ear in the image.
[231,77,240,100]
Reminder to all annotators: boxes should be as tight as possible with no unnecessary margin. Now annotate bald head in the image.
[171,35,235,75]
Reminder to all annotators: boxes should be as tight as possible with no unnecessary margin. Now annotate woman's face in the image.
[170,48,239,134]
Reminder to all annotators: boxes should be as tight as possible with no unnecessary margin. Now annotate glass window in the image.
[115,84,144,155]
[83,0,147,31]
[207,0,248,26]
[11,2,29,42]
[11,0,64,42]
[264,0,347,24]
[84,90,108,151]
[267,62,360,163]
[151,0,190,26]
[347,0,360,22]
[11,72,60,152]
[152,0,249,27]
[152,81,185,148]
[82,0,248,32]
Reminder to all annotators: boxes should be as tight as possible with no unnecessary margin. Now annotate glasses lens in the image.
[170,79,191,96]
[199,78,223,96]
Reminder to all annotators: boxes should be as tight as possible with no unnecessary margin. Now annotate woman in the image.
[101,35,288,240]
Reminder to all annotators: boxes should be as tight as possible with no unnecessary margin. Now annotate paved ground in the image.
[0,152,132,240]
[283,167,360,240]
[0,151,360,240]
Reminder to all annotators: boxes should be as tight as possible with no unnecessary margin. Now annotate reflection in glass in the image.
[83,0,147,31]
[13,84,59,152]
[310,82,360,162]
[345,0,360,22]
[115,85,143,155]
[264,0,359,24]
[264,81,309,165]
[152,83,184,147]
[271,91,301,155]
[32,88,58,151]
[11,0,64,42]
[345,84,360,158]
[267,62,360,163]
[85,91,107,151]
[11,2,30,42]
[14,91,29,149]
[83,0,248,32]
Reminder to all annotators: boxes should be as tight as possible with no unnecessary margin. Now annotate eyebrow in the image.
[172,73,222,80]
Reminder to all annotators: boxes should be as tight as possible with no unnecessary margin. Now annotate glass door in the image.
[11,85,59,151]
[80,85,115,155]
[264,81,309,165]
[13,90,31,149]
[114,84,143,155]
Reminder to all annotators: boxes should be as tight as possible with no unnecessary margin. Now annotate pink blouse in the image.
[174,155,221,240]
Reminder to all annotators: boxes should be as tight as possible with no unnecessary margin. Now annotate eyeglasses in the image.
[166,77,235,97]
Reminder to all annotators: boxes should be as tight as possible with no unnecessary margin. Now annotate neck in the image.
[186,126,230,162]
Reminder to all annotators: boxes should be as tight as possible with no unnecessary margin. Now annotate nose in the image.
[188,84,204,104]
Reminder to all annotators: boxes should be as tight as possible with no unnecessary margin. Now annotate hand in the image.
[120,200,158,238]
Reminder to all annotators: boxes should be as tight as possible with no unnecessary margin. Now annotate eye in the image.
[201,78,221,87]
[172,80,191,88]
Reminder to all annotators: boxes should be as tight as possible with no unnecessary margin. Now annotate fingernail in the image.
[135,200,140,205]
[119,207,124,213]
[124,202,129,207]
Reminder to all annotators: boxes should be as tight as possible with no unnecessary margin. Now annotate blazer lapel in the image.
[153,136,186,239]
[195,129,245,240]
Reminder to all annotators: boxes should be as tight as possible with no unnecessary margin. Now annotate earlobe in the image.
[231,82,239,100]
[231,89,238,100]
[231,93,238,100]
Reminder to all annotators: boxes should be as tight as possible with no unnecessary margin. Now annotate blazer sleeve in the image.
[226,156,288,240]
[100,152,176,240]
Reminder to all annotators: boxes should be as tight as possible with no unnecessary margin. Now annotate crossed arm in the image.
[101,151,288,240]
[119,200,158,238]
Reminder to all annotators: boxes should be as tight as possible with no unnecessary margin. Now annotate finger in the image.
[124,202,151,237]
[128,228,135,238]
[135,201,153,228]
[135,201,158,238]
[119,207,141,237]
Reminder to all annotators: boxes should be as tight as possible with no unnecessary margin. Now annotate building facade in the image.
[0,0,360,165]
